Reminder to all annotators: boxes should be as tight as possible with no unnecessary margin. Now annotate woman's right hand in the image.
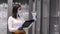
[18,26,23,30]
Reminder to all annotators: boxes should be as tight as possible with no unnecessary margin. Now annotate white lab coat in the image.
[8,16,25,32]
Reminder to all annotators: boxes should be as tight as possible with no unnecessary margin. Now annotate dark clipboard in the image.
[22,19,34,28]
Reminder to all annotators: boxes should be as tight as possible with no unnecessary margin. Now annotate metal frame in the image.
[35,0,41,34]
[49,0,59,34]
[7,0,13,34]
[42,0,50,34]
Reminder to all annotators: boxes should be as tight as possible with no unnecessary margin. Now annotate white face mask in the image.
[18,10,22,16]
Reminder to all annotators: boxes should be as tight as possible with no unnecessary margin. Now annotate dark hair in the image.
[12,4,21,19]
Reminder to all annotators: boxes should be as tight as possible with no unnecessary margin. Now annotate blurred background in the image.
[0,0,60,34]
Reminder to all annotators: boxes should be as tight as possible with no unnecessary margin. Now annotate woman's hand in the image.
[32,12,37,21]
[18,26,23,30]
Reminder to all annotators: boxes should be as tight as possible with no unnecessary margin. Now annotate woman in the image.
[8,4,26,34]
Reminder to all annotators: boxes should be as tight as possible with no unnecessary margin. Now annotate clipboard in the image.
[22,19,34,28]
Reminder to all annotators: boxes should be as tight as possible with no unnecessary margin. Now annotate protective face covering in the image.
[18,10,22,17]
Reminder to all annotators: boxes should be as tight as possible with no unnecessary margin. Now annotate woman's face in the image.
[17,5,22,15]
[17,7,21,15]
